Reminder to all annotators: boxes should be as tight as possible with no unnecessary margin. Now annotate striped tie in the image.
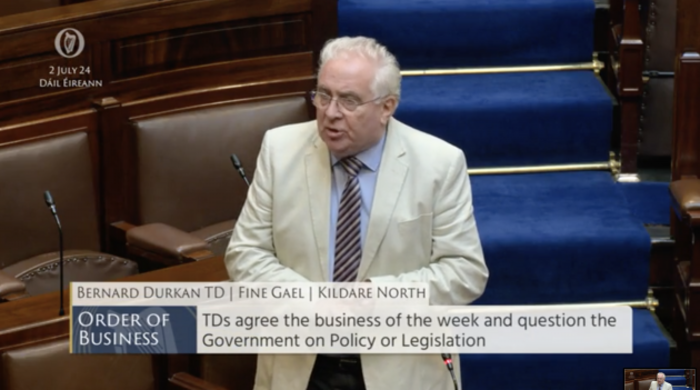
[334,156,363,282]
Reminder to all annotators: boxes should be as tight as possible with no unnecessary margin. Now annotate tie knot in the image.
[339,156,363,177]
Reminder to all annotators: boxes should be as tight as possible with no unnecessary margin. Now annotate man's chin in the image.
[322,140,352,158]
[329,148,352,159]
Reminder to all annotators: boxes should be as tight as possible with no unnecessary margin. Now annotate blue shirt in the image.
[327,133,387,281]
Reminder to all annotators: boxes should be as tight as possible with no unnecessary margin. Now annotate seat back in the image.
[638,379,653,390]
[0,338,155,390]
[624,381,634,390]
[0,131,101,270]
[132,96,309,234]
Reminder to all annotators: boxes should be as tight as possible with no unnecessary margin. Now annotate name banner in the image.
[69,282,633,355]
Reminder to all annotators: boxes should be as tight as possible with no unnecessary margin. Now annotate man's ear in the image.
[380,95,398,126]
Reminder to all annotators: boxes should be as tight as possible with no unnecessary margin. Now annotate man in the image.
[225,36,488,390]
[650,372,672,390]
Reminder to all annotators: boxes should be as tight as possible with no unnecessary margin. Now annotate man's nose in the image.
[325,99,343,118]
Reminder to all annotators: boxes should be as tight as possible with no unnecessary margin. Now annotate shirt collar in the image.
[330,131,386,172]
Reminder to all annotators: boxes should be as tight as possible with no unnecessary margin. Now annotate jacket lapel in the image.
[358,119,408,280]
[305,134,331,281]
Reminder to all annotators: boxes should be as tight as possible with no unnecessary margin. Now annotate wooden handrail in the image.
[617,0,644,175]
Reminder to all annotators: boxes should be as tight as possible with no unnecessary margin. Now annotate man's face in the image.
[315,53,396,158]
[657,374,664,384]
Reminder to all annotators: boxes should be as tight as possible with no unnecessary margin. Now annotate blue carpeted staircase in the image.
[661,369,686,375]
[471,171,651,305]
[338,0,672,388]
[338,0,595,68]
[661,369,691,387]
[397,71,612,168]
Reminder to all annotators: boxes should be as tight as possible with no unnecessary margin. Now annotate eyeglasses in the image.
[310,90,384,112]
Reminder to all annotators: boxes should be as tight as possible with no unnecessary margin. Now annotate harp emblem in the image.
[54,28,85,58]
[63,32,77,54]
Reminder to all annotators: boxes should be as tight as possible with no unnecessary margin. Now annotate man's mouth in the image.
[325,127,345,138]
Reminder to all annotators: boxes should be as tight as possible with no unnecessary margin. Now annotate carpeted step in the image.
[667,377,688,385]
[470,171,650,305]
[459,309,669,390]
[338,0,595,69]
[663,369,688,376]
[395,71,612,168]
[618,182,671,225]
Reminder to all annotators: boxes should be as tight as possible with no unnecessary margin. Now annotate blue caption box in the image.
[71,306,197,354]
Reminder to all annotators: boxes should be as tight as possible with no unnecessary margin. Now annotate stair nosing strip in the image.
[469,161,611,175]
[401,61,603,76]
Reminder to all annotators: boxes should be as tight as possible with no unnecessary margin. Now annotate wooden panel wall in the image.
[624,369,658,381]
[0,0,336,127]
[0,0,61,18]
[0,0,336,252]
[671,0,700,180]
[670,0,700,372]
[0,2,332,387]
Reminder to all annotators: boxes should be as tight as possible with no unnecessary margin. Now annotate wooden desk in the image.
[0,256,228,348]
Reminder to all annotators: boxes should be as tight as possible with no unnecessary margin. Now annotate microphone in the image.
[43,191,65,316]
[230,154,250,187]
[441,353,459,390]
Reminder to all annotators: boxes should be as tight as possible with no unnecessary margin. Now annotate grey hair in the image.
[657,373,666,379]
[319,36,401,102]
